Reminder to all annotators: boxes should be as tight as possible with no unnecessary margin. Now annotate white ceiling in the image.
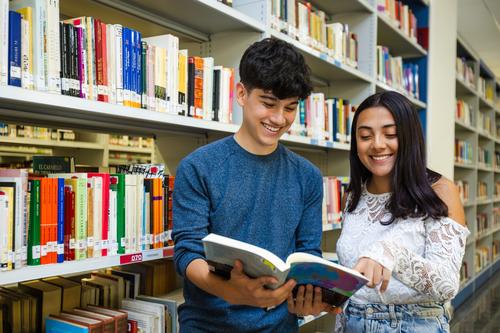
[457,0,500,79]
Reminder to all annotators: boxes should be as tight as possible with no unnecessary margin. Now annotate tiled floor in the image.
[451,270,500,333]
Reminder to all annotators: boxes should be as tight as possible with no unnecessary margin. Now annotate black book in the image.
[212,68,221,122]
[187,57,195,117]
[60,23,68,95]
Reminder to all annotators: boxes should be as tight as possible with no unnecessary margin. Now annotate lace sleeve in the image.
[360,218,470,302]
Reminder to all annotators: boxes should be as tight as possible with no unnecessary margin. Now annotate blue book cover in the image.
[57,178,65,263]
[122,27,130,104]
[136,30,142,102]
[8,11,22,87]
[130,29,136,106]
[46,317,89,333]
[332,98,338,142]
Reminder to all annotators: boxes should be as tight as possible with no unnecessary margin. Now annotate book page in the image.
[202,234,289,287]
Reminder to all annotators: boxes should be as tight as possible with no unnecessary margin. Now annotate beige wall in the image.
[426,0,457,179]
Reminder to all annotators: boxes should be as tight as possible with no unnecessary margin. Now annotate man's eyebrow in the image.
[259,95,278,101]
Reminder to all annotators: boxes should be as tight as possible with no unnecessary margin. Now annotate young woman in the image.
[335,91,469,333]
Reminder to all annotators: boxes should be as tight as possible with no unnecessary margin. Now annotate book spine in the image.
[0,0,8,85]
[56,178,65,263]
[141,41,147,109]
[8,11,22,87]
[115,24,123,105]
[27,179,40,265]
[46,0,61,93]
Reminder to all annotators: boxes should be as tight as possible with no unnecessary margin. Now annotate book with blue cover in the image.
[8,11,21,87]
[202,233,369,307]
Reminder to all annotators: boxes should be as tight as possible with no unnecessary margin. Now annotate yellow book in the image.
[16,7,33,90]
[178,49,188,114]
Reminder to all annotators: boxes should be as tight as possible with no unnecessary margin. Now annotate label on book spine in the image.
[69,238,76,249]
[40,245,47,257]
[10,66,21,79]
[57,243,64,255]
[87,237,94,248]
[32,246,41,259]
[102,239,109,250]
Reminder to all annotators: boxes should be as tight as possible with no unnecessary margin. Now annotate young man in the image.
[173,38,330,332]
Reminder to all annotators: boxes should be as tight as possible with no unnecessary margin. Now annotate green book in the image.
[111,174,126,254]
[27,179,41,265]
[32,156,75,175]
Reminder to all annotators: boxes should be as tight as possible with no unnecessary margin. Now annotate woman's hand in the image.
[354,257,391,292]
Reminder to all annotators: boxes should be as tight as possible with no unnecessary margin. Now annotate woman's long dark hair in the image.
[347,91,448,224]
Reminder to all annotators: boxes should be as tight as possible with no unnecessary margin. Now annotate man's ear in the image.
[236,82,247,107]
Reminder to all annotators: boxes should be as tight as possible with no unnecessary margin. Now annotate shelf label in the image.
[120,252,143,265]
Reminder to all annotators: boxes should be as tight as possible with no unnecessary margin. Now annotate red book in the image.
[101,21,108,103]
[94,19,108,102]
[127,320,138,333]
[64,185,75,260]
[88,173,110,256]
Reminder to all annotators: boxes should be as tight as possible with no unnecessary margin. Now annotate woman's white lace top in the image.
[337,187,470,304]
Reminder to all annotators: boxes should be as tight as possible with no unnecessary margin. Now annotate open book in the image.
[202,233,368,307]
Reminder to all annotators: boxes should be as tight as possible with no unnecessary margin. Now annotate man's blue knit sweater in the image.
[173,136,323,333]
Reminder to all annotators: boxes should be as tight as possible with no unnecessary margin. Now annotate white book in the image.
[221,68,231,124]
[46,0,61,93]
[0,190,10,270]
[20,18,33,89]
[115,24,123,105]
[107,24,117,104]
[121,309,155,333]
[92,176,103,257]
[135,175,144,253]
[10,0,46,90]
[0,177,26,269]
[125,175,137,253]
[121,299,164,333]
[0,0,8,85]
[108,189,118,255]
[202,57,214,121]
[146,44,155,111]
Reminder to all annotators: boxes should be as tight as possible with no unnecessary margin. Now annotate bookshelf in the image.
[453,35,500,309]
[0,0,433,331]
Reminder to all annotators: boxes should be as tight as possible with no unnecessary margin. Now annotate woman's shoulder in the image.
[431,176,466,226]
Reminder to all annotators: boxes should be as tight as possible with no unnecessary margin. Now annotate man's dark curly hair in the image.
[239,38,313,100]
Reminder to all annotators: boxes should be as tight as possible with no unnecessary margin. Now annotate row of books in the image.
[477,111,492,135]
[456,99,473,126]
[0,259,179,332]
[109,135,154,150]
[476,213,488,236]
[477,77,495,103]
[455,180,470,204]
[477,181,487,199]
[376,45,420,99]
[456,57,475,89]
[0,163,174,271]
[0,123,76,141]
[459,261,468,284]
[376,0,419,44]
[289,94,356,143]
[476,246,492,273]
[1,0,236,123]
[455,139,473,164]
[322,176,348,226]
[269,0,358,69]
[108,153,152,166]
[477,147,491,167]
[496,181,500,198]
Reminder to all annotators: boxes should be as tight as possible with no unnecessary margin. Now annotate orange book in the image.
[194,57,204,118]
[49,178,58,263]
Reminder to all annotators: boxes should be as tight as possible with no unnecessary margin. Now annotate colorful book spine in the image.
[27,179,41,265]
[8,11,22,87]
[57,178,65,263]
